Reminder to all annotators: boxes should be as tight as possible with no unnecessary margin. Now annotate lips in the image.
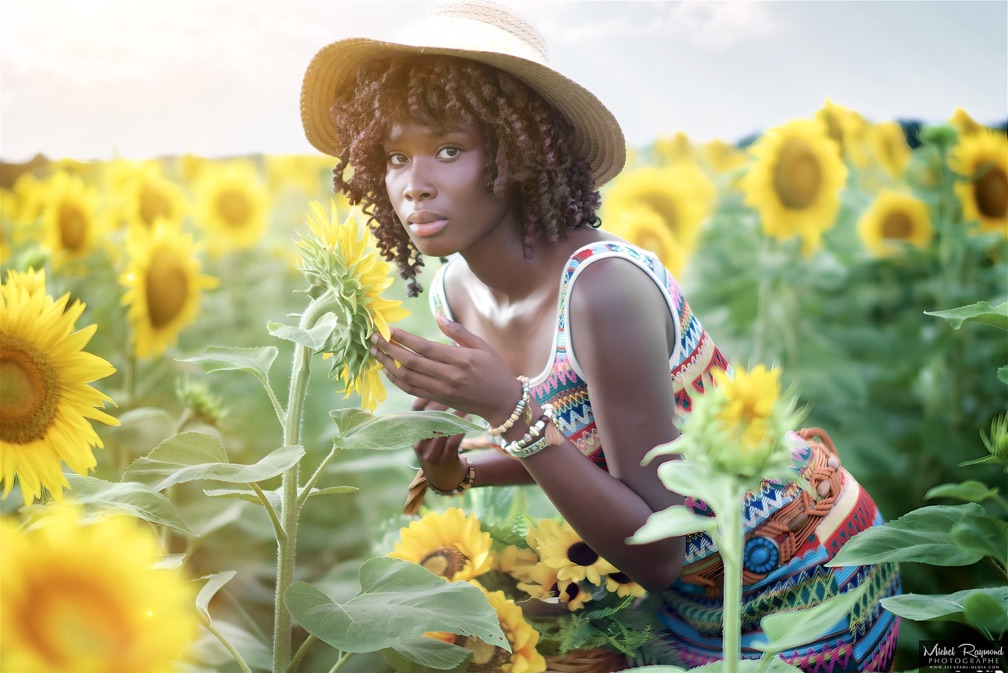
[406,212,448,238]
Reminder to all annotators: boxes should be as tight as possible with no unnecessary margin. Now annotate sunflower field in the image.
[1,101,1005,673]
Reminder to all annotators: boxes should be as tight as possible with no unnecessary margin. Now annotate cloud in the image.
[537,1,785,53]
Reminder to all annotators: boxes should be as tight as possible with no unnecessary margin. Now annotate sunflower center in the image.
[419,546,467,579]
[608,572,633,584]
[0,333,60,444]
[974,163,1007,218]
[567,541,599,567]
[27,579,132,666]
[145,248,190,328]
[881,211,913,239]
[217,189,252,227]
[637,232,669,259]
[649,200,679,237]
[59,203,88,252]
[140,184,172,227]
[773,139,823,209]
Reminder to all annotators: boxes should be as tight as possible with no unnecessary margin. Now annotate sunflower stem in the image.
[284,635,318,673]
[273,296,333,673]
[719,486,746,672]
[296,447,342,510]
[754,236,774,364]
[327,651,354,673]
[251,481,286,544]
[200,613,254,673]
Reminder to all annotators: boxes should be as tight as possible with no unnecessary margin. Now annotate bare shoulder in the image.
[567,252,669,330]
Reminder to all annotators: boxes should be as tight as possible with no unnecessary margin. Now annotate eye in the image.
[437,146,461,159]
[387,152,408,166]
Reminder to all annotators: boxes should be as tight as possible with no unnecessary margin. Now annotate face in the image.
[383,119,519,258]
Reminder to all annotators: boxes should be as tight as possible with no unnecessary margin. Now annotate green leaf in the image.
[330,409,484,452]
[195,571,237,623]
[268,312,341,350]
[754,581,870,654]
[306,485,359,497]
[882,587,1008,636]
[204,487,280,511]
[62,474,192,533]
[655,460,736,514]
[997,365,1007,386]
[629,506,717,545]
[285,557,508,654]
[122,432,304,491]
[383,639,471,672]
[951,515,1008,567]
[925,480,1000,504]
[924,301,1008,331]
[182,345,279,388]
[827,504,987,567]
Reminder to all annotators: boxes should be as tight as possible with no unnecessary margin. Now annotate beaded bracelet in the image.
[487,376,531,437]
[426,457,476,496]
[503,405,562,458]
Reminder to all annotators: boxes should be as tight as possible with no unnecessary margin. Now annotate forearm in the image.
[465,448,536,486]
[521,441,683,591]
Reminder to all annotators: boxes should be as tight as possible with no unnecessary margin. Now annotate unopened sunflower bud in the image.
[175,377,226,427]
[919,124,959,151]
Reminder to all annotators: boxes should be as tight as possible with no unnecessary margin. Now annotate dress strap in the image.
[557,241,683,379]
[427,259,456,323]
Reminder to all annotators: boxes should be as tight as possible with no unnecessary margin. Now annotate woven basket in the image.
[544,647,629,673]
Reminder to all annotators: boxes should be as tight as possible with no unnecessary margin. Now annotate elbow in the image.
[621,537,684,593]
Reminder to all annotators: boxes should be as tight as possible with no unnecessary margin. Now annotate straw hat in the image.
[300,1,626,186]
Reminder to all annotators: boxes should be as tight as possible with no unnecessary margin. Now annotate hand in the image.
[369,314,523,426]
[409,397,468,491]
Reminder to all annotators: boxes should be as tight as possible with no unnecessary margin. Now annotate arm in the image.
[370,272,685,589]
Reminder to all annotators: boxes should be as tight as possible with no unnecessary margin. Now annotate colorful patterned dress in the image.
[429,240,901,672]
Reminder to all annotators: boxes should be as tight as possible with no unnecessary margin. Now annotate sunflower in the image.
[119,221,219,358]
[0,279,119,504]
[37,171,105,265]
[106,160,188,232]
[2,266,47,299]
[603,571,646,599]
[526,519,616,587]
[196,160,272,252]
[0,505,197,673]
[496,544,540,584]
[699,139,749,175]
[603,204,687,277]
[866,121,912,177]
[949,107,986,138]
[297,200,410,412]
[654,131,694,165]
[813,98,868,163]
[389,507,493,582]
[950,131,1008,236]
[436,587,547,673]
[516,561,593,611]
[264,154,331,197]
[857,190,934,257]
[602,164,715,255]
[741,118,848,254]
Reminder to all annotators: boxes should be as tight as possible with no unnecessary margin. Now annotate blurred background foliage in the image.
[1,100,1005,671]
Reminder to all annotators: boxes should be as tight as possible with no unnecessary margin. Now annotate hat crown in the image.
[408,1,549,65]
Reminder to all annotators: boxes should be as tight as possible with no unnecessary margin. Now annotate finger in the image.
[380,325,466,367]
[371,344,444,399]
[460,436,496,450]
[372,333,455,383]
[436,314,493,351]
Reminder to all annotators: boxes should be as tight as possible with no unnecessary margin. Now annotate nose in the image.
[403,160,436,202]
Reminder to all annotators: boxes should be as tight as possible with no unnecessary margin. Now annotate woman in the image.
[300,3,900,669]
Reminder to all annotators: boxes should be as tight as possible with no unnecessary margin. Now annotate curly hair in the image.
[327,55,601,297]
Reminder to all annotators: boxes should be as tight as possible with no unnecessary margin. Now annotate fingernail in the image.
[370,347,377,357]
[370,334,379,343]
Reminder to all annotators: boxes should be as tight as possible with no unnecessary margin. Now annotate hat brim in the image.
[300,37,626,186]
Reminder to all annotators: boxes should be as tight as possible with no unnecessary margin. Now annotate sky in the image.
[1,0,1005,163]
